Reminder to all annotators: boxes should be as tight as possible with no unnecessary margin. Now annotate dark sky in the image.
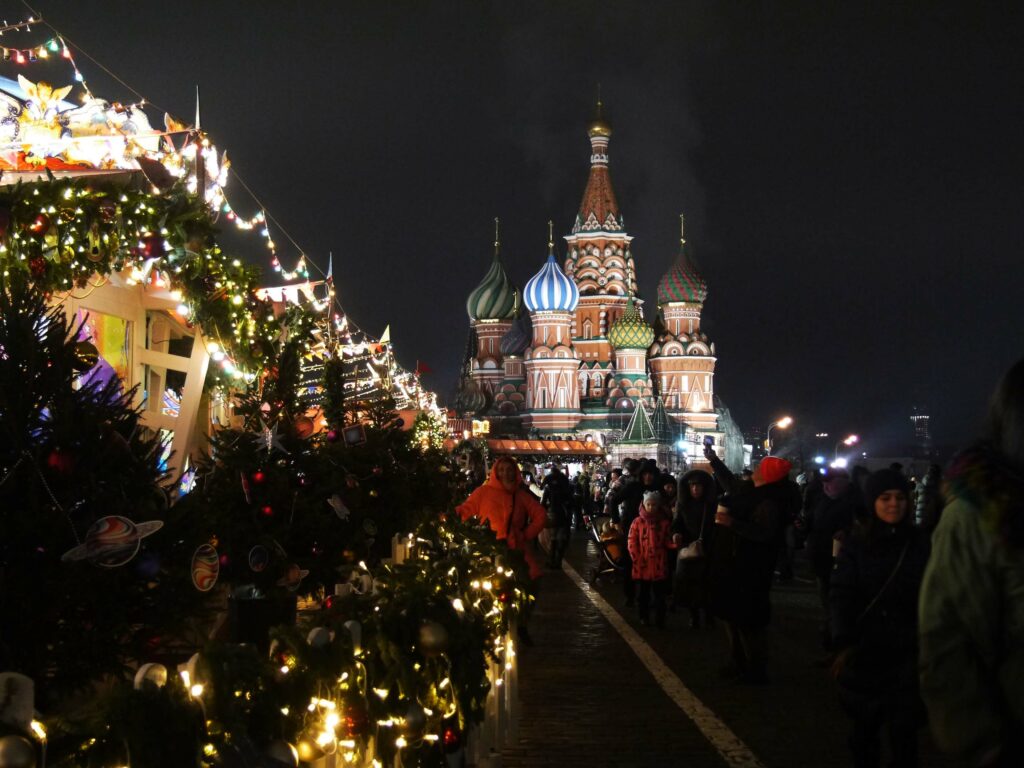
[7,1,1024,451]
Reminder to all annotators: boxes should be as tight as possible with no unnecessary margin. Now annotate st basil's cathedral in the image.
[456,106,724,459]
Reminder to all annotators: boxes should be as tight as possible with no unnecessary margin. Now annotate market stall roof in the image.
[486,438,605,457]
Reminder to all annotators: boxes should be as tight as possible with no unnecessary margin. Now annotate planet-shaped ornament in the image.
[0,735,36,768]
[276,563,309,592]
[71,340,99,373]
[264,740,299,768]
[61,515,163,568]
[133,662,168,690]
[191,543,220,592]
[248,545,269,572]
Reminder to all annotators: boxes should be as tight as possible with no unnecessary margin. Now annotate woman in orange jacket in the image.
[456,456,548,580]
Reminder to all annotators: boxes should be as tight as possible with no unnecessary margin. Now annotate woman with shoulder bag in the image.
[672,469,717,629]
[829,469,931,768]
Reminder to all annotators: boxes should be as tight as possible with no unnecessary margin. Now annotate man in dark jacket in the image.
[605,458,650,605]
[541,467,573,569]
[804,467,861,651]
[708,456,798,684]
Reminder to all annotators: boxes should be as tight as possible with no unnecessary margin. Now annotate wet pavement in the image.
[499,530,956,768]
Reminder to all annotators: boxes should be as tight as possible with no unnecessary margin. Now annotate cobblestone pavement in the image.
[499,530,957,768]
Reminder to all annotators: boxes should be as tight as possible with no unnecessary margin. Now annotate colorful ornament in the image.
[306,626,331,648]
[276,563,309,592]
[326,494,350,521]
[191,543,219,592]
[97,199,117,223]
[264,740,299,768]
[140,233,165,259]
[293,415,314,439]
[325,429,339,443]
[28,257,45,278]
[71,340,99,372]
[133,662,168,690]
[86,223,105,262]
[28,213,49,235]
[260,504,274,517]
[418,621,449,655]
[45,447,75,474]
[61,515,163,568]
[248,545,269,572]
[0,735,36,768]
[251,469,266,484]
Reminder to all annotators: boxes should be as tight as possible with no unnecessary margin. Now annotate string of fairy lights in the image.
[0,9,427,391]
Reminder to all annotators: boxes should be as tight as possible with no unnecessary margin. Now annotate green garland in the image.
[0,175,278,375]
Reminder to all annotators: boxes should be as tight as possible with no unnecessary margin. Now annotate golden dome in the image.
[588,99,612,138]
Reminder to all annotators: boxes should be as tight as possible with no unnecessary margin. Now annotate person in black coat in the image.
[605,458,657,605]
[671,469,717,628]
[707,456,797,684]
[803,467,861,650]
[541,467,573,569]
[830,469,931,768]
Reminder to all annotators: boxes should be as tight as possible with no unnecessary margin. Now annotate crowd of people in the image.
[454,359,1024,768]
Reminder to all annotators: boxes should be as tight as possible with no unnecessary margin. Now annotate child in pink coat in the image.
[627,491,676,627]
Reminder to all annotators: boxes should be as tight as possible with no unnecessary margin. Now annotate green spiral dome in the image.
[466,252,517,321]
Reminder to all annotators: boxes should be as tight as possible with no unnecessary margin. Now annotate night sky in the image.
[6,1,1023,453]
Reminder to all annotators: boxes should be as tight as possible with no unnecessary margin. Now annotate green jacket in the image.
[919,493,1024,765]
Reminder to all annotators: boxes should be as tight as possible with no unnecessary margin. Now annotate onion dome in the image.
[524,223,579,313]
[453,380,488,417]
[500,305,532,357]
[588,98,612,138]
[466,222,517,321]
[657,214,707,304]
[608,298,654,350]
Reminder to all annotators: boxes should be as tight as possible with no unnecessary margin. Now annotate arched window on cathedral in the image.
[582,318,593,339]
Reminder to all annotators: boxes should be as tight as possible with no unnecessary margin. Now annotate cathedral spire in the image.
[574,97,622,234]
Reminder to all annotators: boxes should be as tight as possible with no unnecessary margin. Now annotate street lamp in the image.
[766,416,793,455]
[834,434,859,461]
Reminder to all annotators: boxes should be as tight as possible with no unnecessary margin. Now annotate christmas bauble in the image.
[140,233,166,259]
[28,257,45,278]
[45,448,75,474]
[293,416,314,439]
[307,626,331,649]
[326,429,339,443]
[133,662,168,690]
[72,341,99,372]
[264,740,298,768]
[418,621,449,655]
[98,199,117,223]
[86,224,105,262]
[0,735,36,768]
[28,213,49,235]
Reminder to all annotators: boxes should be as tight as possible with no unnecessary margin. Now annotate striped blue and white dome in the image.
[524,254,579,313]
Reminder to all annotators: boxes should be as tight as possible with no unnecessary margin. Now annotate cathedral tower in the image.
[464,219,517,400]
[563,102,635,406]
[648,216,718,431]
[523,224,582,433]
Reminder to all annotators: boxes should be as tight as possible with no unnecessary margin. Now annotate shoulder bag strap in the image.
[856,540,910,625]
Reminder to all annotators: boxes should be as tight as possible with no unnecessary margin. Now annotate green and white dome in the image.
[466,248,517,322]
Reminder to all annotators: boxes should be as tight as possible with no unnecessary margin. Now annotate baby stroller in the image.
[585,513,626,585]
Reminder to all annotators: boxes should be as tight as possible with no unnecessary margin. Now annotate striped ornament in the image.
[466,255,517,321]
[524,254,579,312]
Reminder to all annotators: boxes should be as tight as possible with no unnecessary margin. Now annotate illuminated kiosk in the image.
[0,74,226,483]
